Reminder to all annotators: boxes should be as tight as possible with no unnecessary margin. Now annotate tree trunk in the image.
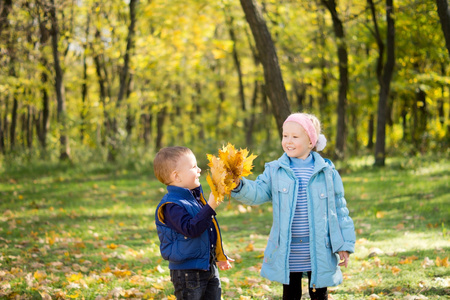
[2,0,14,152]
[36,7,50,154]
[1,98,8,153]
[81,14,90,142]
[93,28,112,148]
[141,108,152,147]
[125,75,134,139]
[321,0,348,160]
[412,87,427,152]
[26,105,33,149]
[317,8,330,124]
[156,107,167,149]
[38,63,50,151]
[0,0,12,36]
[374,0,395,166]
[401,101,408,141]
[215,74,226,140]
[107,0,137,161]
[0,104,3,153]
[193,82,205,141]
[10,96,18,151]
[436,0,450,58]
[440,63,448,142]
[225,13,246,113]
[246,79,259,148]
[240,0,291,137]
[49,0,70,160]
[226,11,256,143]
[367,113,375,149]
[244,26,261,149]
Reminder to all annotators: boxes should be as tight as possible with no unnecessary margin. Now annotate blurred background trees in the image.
[0,0,448,167]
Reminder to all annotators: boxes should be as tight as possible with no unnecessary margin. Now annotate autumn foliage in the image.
[206,143,257,203]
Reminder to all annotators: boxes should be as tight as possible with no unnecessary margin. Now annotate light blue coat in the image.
[231,152,355,288]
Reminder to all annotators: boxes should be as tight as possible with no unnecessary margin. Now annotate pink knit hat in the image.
[283,113,327,151]
[283,113,318,146]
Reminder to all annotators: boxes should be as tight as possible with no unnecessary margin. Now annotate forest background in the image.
[0,0,449,169]
[0,1,449,299]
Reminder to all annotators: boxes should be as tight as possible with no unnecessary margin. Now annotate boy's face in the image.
[171,152,201,190]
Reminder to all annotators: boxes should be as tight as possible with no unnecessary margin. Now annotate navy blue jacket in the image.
[155,185,228,270]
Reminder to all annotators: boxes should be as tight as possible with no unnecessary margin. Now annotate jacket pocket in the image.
[171,236,203,262]
[263,238,279,265]
[278,182,290,194]
[277,182,292,213]
[318,188,327,200]
[325,236,339,270]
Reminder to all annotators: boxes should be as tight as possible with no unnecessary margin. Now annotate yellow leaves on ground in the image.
[107,243,119,249]
[391,266,401,275]
[399,255,418,264]
[112,269,132,278]
[206,143,257,203]
[436,256,449,267]
[66,272,83,282]
[375,211,385,219]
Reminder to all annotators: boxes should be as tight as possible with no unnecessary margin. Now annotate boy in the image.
[154,146,232,300]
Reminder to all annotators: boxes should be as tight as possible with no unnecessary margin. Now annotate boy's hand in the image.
[217,260,233,271]
[207,192,219,210]
[338,251,350,267]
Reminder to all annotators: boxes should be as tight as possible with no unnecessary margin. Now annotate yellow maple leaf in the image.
[206,156,227,203]
[365,279,379,288]
[113,269,131,278]
[391,266,401,275]
[245,243,254,252]
[152,283,165,290]
[207,143,257,204]
[399,258,412,264]
[436,256,449,267]
[376,211,385,218]
[107,243,118,249]
[67,272,83,282]
[34,270,47,281]
[67,292,79,299]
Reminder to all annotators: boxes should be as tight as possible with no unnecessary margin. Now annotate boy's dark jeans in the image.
[170,263,221,300]
[283,271,328,300]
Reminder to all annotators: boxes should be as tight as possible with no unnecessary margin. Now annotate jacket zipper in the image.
[307,170,320,289]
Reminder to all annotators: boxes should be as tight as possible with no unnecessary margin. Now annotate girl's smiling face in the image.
[282,121,313,160]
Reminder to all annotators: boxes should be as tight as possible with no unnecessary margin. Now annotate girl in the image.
[231,113,355,300]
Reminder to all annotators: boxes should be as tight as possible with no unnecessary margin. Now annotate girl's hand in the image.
[338,251,350,267]
[233,178,241,190]
[217,259,233,271]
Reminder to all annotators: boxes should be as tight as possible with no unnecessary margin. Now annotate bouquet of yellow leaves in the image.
[206,143,257,204]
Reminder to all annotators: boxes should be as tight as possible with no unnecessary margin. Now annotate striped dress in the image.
[289,154,314,272]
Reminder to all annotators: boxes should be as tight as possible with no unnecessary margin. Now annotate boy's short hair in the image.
[153,146,193,185]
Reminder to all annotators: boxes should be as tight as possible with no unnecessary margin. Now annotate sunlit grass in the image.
[0,156,449,299]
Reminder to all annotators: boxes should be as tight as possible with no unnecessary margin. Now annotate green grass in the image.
[0,156,449,299]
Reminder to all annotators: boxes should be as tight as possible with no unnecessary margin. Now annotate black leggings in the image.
[282,272,328,300]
